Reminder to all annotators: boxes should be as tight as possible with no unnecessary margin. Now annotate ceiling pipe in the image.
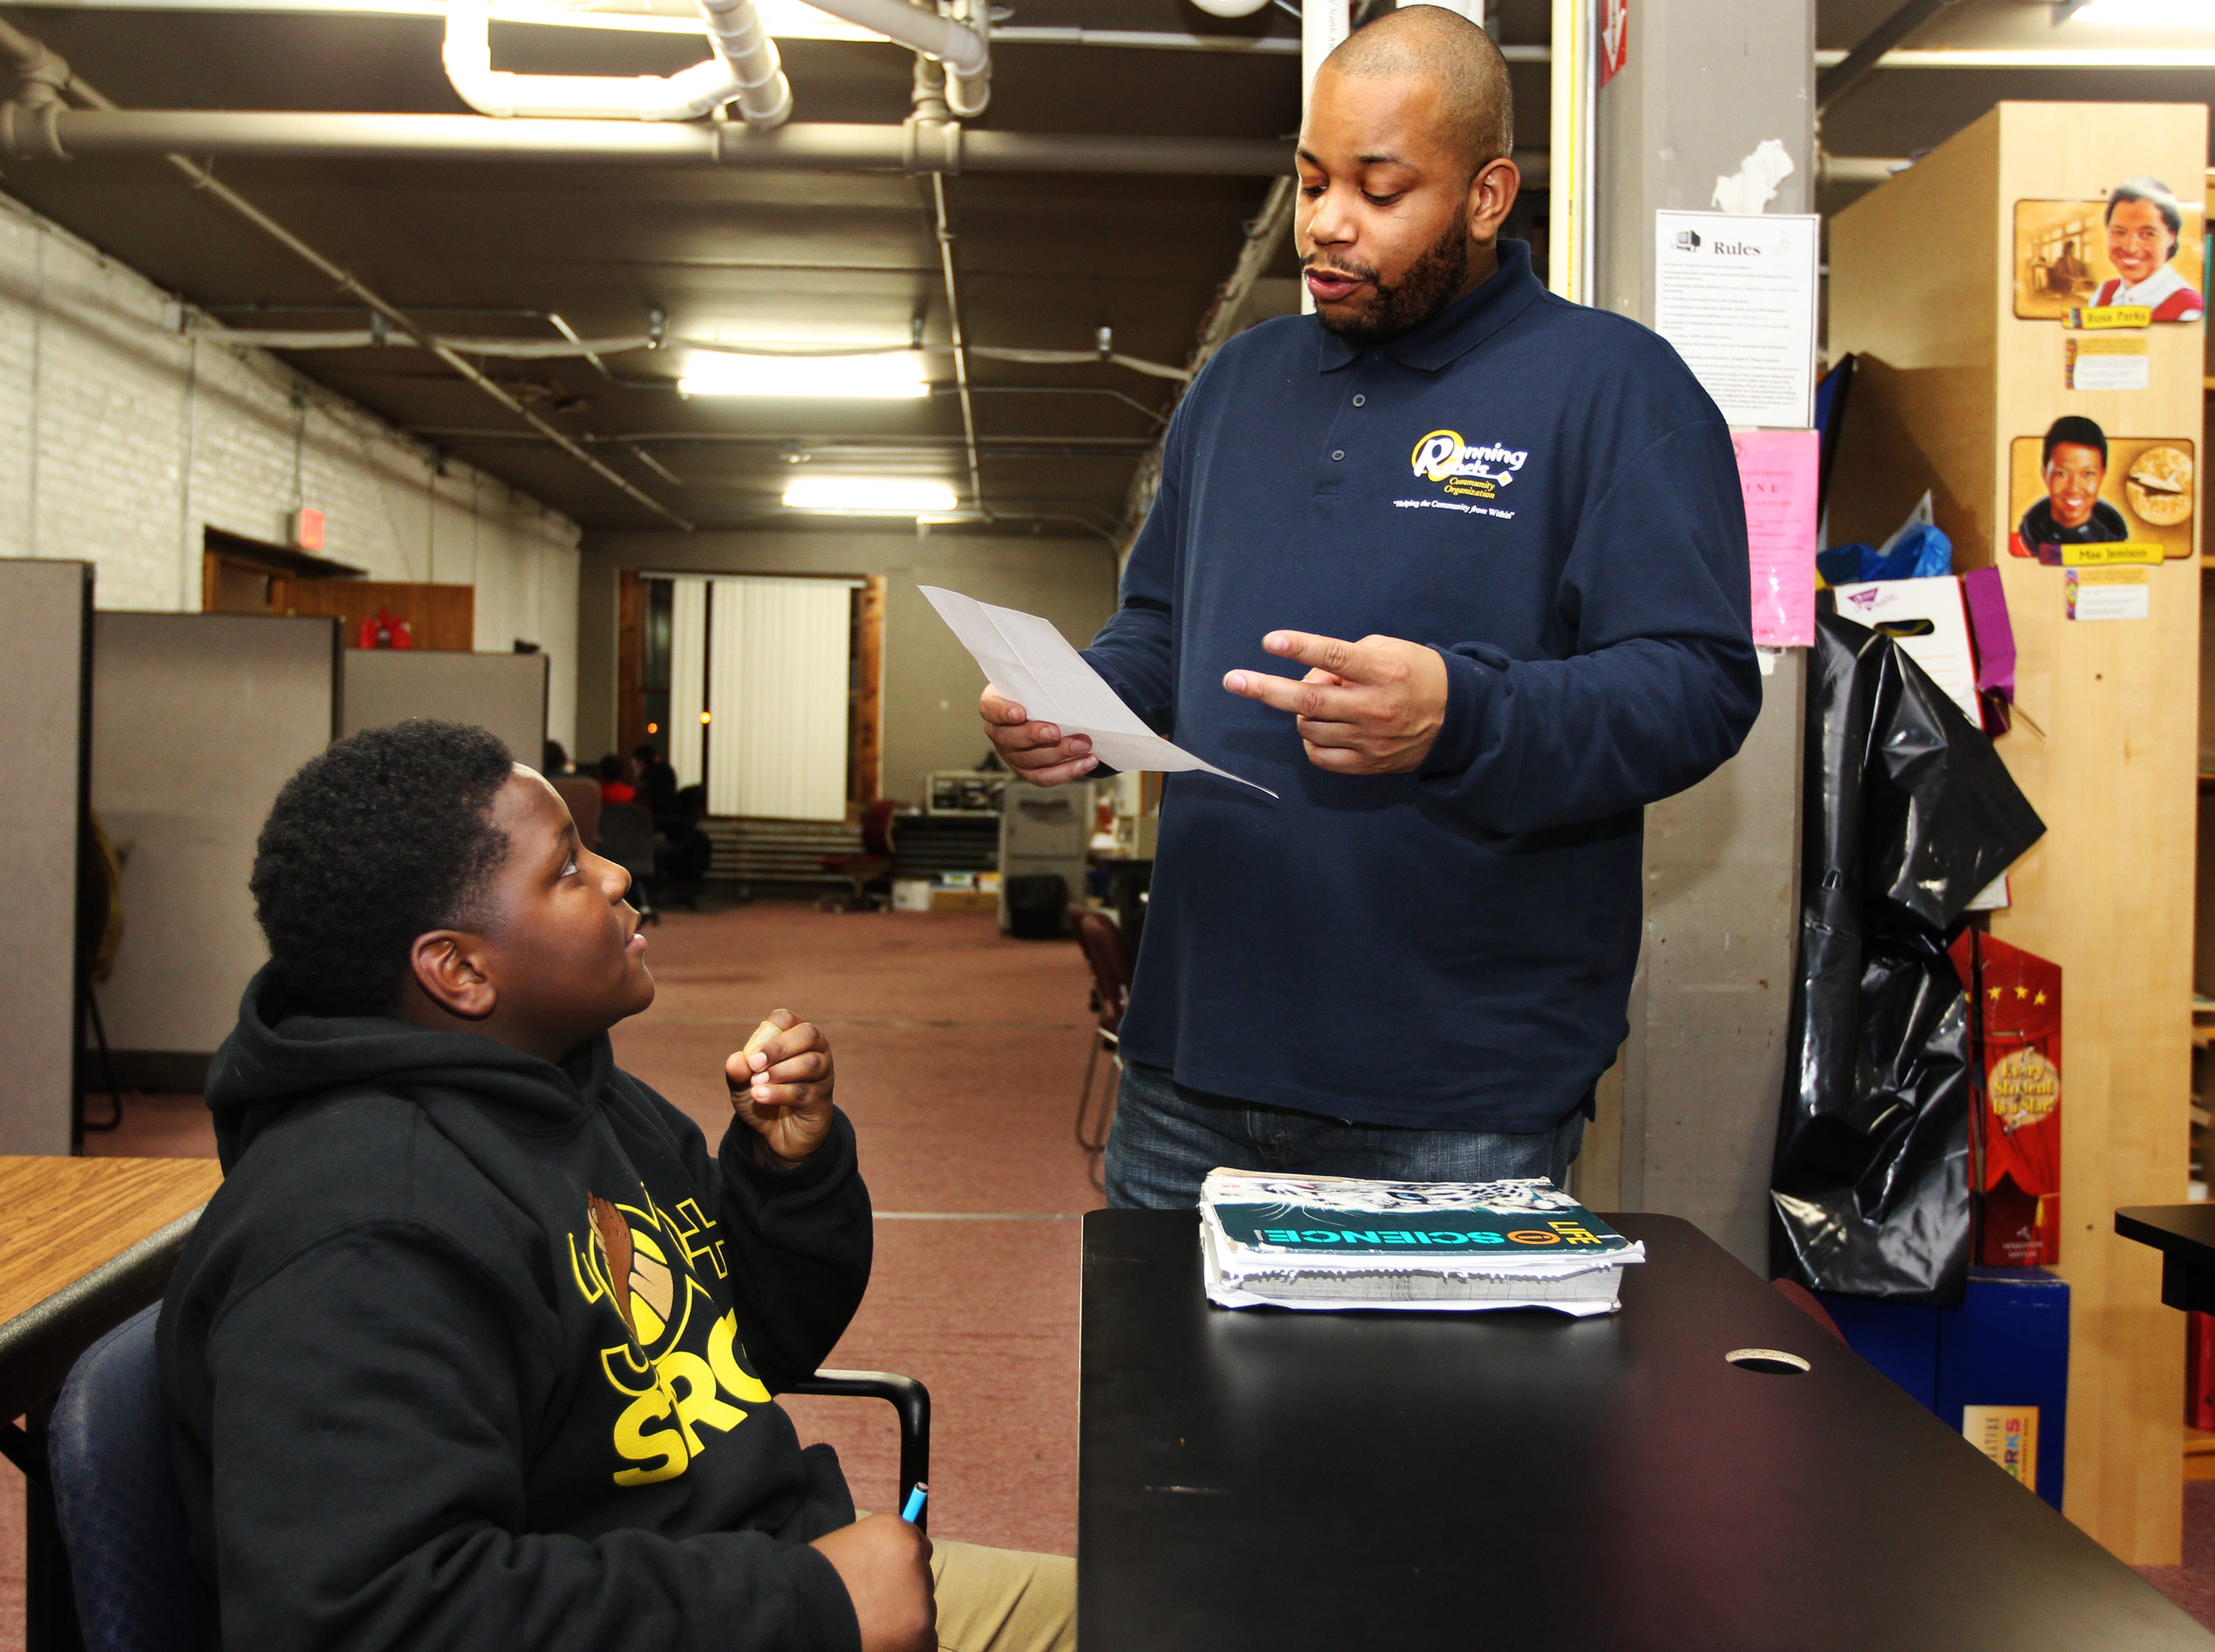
[442,0,790,124]
[440,0,984,127]
[0,15,690,527]
[932,171,984,514]
[1818,153,1914,188]
[194,326,1198,382]
[912,56,984,514]
[0,107,1296,174]
[799,0,991,117]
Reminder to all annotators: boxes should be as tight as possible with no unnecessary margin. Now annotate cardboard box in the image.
[931,889,996,913]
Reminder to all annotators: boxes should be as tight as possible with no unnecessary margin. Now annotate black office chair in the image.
[596,800,660,925]
[43,1305,930,1652]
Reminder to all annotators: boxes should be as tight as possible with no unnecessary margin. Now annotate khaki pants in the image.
[931,1538,1075,1652]
[851,1515,1074,1652]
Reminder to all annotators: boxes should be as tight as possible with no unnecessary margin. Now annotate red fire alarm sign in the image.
[294,506,326,552]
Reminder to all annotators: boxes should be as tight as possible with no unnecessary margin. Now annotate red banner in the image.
[1949,932,2062,1266]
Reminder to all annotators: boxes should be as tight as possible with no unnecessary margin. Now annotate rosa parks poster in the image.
[2013,181,2206,322]
[2008,418,2194,563]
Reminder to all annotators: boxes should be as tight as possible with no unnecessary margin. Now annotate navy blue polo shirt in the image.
[1085,239,1760,1134]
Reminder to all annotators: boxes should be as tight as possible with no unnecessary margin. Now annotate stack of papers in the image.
[1200,1169,1644,1318]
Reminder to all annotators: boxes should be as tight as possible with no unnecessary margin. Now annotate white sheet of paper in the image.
[1653,210,1819,429]
[919,585,1276,798]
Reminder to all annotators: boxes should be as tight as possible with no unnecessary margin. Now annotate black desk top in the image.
[2118,1205,2215,1264]
[1079,1210,2211,1651]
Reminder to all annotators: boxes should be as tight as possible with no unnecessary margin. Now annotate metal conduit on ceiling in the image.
[0,15,696,525]
[0,108,1307,174]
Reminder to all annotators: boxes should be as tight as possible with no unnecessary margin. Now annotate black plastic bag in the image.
[1770,610,2045,1302]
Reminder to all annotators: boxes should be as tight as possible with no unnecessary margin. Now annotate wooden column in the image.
[1830,102,2206,1566]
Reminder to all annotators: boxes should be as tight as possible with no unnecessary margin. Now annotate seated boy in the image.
[160,721,1073,1652]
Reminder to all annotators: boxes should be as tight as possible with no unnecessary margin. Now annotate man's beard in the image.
[1309,217,1477,347]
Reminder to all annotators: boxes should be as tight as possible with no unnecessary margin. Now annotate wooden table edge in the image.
[0,1205,207,1420]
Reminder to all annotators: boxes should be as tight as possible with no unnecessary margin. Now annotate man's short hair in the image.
[2107,175,2184,250]
[2043,415,2108,469]
[252,721,514,1018]
[1323,3,1515,175]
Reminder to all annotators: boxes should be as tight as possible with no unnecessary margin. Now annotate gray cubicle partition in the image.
[0,560,92,1152]
[92,613,340,1085]
[342,650,549,764]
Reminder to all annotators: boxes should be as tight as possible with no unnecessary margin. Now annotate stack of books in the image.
[1200,1168,1644,1317]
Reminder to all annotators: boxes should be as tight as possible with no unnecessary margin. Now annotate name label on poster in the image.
[2065,304,2154,330]
[2059,540,2164,566]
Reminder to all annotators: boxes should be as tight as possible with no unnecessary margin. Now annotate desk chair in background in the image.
[1069,906,1131,1191]
[596,801,659,924]
[44,1306,931,1652]
[652,784,711,914]
[819,800,899,913]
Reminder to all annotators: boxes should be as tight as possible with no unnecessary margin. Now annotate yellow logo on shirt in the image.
[1409,429,1529,501]
[573,1192,771,1487]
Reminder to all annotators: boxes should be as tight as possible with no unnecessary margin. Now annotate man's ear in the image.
[1467,156,1521,245]
[408,931,498,1021]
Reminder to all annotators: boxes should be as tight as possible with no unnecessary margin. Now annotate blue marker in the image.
[900,1482,929,1523]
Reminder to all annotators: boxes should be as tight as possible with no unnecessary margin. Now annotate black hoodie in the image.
[160,967,871,1652]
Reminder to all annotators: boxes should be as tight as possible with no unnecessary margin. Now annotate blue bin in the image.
[1815,1268,2068,1512]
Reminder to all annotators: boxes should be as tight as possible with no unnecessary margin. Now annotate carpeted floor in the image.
[12,900,2215,1640]
[0,901,1103,1648]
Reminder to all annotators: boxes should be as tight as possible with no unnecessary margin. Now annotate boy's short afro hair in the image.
[252,720,517,1018]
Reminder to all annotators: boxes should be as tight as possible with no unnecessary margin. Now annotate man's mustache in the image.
[1302,253,1383,286]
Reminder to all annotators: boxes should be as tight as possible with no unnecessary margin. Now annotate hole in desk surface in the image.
[1724,1347,1812,1375]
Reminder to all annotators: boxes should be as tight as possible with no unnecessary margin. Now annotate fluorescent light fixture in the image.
[784,477,961,514]
[2066,1,2214,23]
[677,350,928,399]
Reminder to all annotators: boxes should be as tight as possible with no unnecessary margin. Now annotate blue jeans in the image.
[1103,1060,1588,1210]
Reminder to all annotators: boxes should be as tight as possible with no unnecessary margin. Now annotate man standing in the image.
[979,7,1759,1206]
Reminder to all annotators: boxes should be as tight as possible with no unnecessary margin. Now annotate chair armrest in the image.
[784,1369,931,1528]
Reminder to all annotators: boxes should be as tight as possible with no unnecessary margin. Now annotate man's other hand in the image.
[979,687,1099,787]
[1224,631,1449,774]
[811,1515,935,1652]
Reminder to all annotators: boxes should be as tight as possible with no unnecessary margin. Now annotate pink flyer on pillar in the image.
[1732,428,1819,647]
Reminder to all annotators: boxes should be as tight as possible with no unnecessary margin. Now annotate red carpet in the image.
[18,901,2215,1636]
[2,901,1102,1649]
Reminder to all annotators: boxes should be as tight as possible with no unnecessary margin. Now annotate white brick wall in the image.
[0,189,582,749]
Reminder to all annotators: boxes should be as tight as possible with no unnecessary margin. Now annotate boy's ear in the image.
[408,931,498,1021]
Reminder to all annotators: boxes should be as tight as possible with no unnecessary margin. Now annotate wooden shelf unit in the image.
[1829,102,2207,1567]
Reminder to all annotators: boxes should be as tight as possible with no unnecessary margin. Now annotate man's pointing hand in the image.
[1224,630,1449,775]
